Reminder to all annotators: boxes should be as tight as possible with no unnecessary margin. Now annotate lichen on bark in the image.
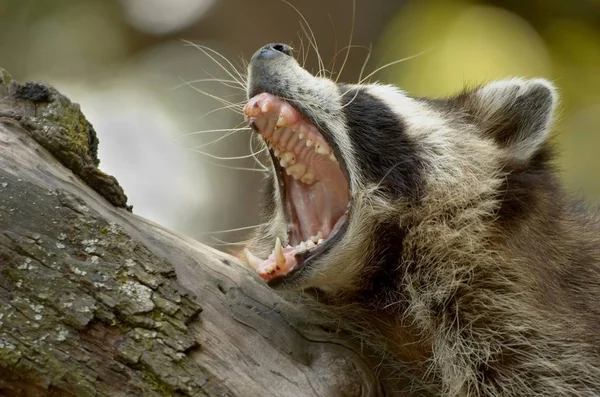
[0,68,129,210]
[0,173,226,395]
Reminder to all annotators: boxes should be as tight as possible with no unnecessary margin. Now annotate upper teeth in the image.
[251,107,339,185]
[315,144,329,155]
[281,152,295,165]
[264,132,336,185]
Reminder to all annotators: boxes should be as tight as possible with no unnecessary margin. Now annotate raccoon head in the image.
[242,43,558,297]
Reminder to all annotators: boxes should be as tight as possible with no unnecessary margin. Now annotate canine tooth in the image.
[244,248,264,271]
[306,139,313,147]
[316,145,330,155]
[274,237,285,266]
[261,103,269,113]
[329,153,337,162]
[276,115,285,128]
[282,152,296,165]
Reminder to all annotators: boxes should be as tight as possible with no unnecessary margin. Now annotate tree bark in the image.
[0,69,409,397]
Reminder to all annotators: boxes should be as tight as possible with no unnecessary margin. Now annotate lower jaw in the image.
[266,215,350,288]
[245,210,349,282]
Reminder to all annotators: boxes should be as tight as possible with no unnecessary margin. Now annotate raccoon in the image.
[241,43,600,396]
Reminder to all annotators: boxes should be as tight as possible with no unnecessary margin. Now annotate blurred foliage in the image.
[378,0,600,199]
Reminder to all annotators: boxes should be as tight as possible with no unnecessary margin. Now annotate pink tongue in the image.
[257,247,299,281]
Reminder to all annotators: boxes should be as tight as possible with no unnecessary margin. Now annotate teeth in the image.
[261,103,269,113]
[286,163,306,179]
[276,115,285,128]
[274,237,285,267]
[300,172,314,184]
[298,132,304,139]
[306,139,313,147]
[310,231,323,243]
[281,152,296,165]
[315,144,330,155]
[293,233,326,252]
[244,248,264,271]
[329,153,337,162]
[280,158,288,167]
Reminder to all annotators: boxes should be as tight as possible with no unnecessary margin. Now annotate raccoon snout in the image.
[252,43,293,62]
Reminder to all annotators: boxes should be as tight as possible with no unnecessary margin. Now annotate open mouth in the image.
[243,92,350,282]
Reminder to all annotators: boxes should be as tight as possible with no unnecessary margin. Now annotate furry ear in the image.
[466,78,558,162]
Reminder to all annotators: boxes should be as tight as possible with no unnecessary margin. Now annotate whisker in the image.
[281,0,325,77]
[203,223,269,235]
[340,87,362,109]
[191,147,267,161]
[203,70,247,91]
[299,21,326,77]
[357,44,373,84]
[296,33,309,68]
[237,55,250,82]
[249,133,270,171]
[359,50,429,84]
[207,236,254,246]
[372,159,417,192]
[197,158,269,172]
[326,13,338,79]
[197,103,245,120]
[172,78,244,91]
[175,127,249,140]
[197,45,248,87]
[182,40,247,87]
[192,126,250,149]
[335,0,356,83]
[183,80,245,109]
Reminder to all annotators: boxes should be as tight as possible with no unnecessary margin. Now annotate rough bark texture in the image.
[0,69,407,396]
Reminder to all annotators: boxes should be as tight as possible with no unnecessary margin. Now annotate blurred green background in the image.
[1,0,599,248]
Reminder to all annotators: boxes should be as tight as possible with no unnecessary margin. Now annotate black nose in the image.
[251,43,293,62]
[268,43,292,56]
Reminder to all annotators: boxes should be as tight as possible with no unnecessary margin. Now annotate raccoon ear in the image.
[466,78,558,162]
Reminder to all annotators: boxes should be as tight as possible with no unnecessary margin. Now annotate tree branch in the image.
[0,69,404,396]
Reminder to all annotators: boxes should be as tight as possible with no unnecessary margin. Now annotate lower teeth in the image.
[295,233,325,251]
